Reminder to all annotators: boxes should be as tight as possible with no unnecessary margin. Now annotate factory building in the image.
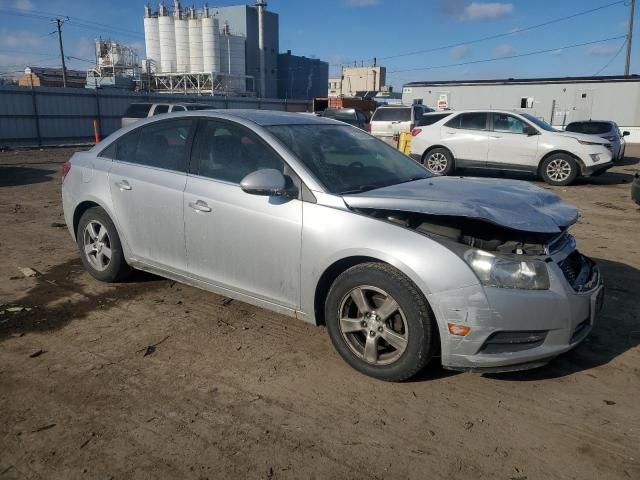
[401,75,640,142]
[142,0,277,97]
[277,50,328,100]
[328,65,387,97]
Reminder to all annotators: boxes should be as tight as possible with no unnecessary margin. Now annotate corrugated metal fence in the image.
[0,85,311,148]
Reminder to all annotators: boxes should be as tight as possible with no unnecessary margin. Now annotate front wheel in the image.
[422,148,454,176]
[540,154,579,186]
[325,263,437,382]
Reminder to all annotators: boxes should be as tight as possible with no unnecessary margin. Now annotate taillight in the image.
[62,161,71,181]
[409,123,415,131]
[366,123,371,132]
[411,128,422,137]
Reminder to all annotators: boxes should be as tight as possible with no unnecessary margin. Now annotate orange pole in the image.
[93,119,100,144]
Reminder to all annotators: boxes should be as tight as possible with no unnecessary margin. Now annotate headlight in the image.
[576,138,603,146]
[464,249,550,290]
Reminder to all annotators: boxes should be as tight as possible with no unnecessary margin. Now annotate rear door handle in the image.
[188,200,212,213]
[115,180,132,191]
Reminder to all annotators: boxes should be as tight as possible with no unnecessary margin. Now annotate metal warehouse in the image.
[402,75,640,142]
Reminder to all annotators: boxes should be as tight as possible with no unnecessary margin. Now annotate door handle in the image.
[188,200,212,213]
[115,180,131,191]
[490,135,503,138]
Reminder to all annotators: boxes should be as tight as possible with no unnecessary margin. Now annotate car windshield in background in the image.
[185,105,214,111]
[321,109,355,121]
[417,113,452,126]
[565,122,612,135]
[267,124,430,194]
[520,113,557,132]
[123,103,152,118]
[371,108,411,122]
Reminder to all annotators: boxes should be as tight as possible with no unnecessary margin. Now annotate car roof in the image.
[129,109,339,127]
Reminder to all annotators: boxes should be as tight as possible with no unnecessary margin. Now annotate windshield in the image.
[371,108,411,122]
[520,113,557,132]
[266,124,430,194]
[565,122,611,135]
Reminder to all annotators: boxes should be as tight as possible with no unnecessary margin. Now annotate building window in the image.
[520,97,534,108]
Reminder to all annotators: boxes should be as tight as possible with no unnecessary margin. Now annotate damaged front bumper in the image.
[427,249,604,373]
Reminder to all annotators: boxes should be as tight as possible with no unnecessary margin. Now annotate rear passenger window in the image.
[153,105,169,115]
[446,112,488,130]
[191,120,284,184]
[111,119,193,172]
[171,105,186,112]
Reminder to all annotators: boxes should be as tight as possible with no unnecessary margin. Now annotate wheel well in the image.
[422,145,454,163]
[314,256,383,326]
[538,150,585,175]
[72,201,101,240]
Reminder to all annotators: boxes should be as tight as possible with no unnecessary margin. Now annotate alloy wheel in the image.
[546,158,572,182]
[83,220,112,271]
[338,285,409,366]
[426,152,448,173]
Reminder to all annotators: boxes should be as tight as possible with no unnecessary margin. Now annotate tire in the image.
[422,147,454,176]
[77,207,131,282]
[325,262,436,382]
[540,154,579,186]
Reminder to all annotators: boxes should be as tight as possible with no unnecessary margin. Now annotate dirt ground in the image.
[0,146,638,480]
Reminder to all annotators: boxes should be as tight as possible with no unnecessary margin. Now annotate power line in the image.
[594,39,627,75]
[330,0,626,68]
[387,35,627,75]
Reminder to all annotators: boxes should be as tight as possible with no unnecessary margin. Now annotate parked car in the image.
[369,104,433,143]
[633,173,640,205]
[410,110,614,186]
[319,108,370,130]
[121,102,214,128]
[564,120,629,161]
[62,110,603,381]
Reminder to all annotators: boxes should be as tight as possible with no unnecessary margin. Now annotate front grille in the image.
[479,331,547,354]
[559,251,582,286]
[558,251,600,292]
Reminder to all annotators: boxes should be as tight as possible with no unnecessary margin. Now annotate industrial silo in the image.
[143,5,161,70]
[202,9,220,73]
[174,1,190,73]
[188,8,203,72]
[158,4,176,73]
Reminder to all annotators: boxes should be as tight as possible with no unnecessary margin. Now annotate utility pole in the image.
[625,0,635,76]
[55,18,67,88]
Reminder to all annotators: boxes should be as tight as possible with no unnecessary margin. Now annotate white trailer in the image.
[402,75,640,142]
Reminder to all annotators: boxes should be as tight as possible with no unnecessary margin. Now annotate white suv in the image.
[410,110,614,185]
[369,104,432,144]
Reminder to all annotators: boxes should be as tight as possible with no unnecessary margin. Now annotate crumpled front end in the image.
[428,234,604,372]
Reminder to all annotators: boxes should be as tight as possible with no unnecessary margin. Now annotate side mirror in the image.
[240,169,292,197]
[623,131,630,137]
[524,126,539,136]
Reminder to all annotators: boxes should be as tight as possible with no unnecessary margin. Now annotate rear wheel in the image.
[422,148,454,176]
[540,154,579,186]
[77,207,131,282]
[325,262,436,382]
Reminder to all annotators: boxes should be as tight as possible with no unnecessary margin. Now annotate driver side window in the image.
[493,113,527,134]
[190,120,284,184]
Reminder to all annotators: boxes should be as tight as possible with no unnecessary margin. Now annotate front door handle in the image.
[490,135,503,138]
[115,180,132,191]
[188,200,212,213]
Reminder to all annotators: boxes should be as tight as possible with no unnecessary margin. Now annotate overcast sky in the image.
[0,0,637,88]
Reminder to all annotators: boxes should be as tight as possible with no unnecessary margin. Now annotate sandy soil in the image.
[0,146,639,480]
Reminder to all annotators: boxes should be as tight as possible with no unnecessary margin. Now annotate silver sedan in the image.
[61,110,604,381]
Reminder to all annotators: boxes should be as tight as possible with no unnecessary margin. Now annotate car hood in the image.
[342,176,579,233]
[557,131,610,144]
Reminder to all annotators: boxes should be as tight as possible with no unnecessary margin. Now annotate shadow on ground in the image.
[0,166,57,187]
[0,258,167,341]
[486,258,640,381]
